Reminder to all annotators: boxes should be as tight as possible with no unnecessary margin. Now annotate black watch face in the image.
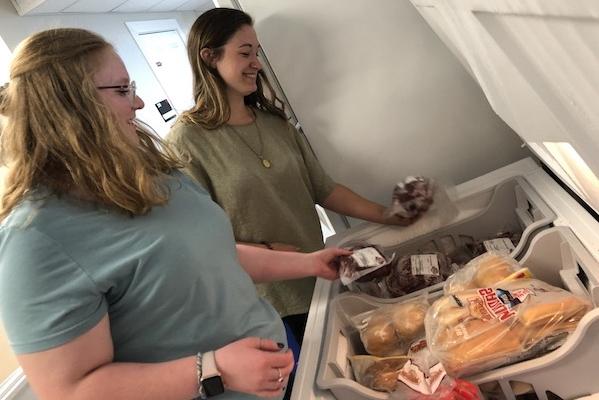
[203,376,225,397]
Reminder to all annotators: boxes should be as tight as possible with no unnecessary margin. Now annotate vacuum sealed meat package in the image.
[387,176,435,219]
[426,279,591,377]
[339,245,394,285]
[385,176,459,226]
[385,252,452,297]
[479,230,523,255]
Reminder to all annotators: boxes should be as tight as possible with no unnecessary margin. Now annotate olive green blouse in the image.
[167,110,336,316]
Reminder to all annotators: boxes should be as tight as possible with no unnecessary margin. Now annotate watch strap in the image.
[201,351,224,397]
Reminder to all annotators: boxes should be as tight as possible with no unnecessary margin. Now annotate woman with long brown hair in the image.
[167,7,417,363]
[0,27,348,400]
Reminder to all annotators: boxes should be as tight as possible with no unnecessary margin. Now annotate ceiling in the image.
[11,0,214,15]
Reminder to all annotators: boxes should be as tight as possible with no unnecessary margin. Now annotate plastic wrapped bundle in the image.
[426,279,591,377]
[443,252,530,295]
[356,297,430,357]
[339,245,394,284]
[388,176,434,219]
[385,252,452,297]
[350,355,410,392]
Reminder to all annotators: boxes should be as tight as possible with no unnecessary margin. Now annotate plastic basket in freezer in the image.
[317,227,599,400]
[327,176,556,301]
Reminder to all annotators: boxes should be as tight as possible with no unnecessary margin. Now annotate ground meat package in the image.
[387,176,435,219]
[385,177,459,232]
[443,252,531,295]
[479,230,523,255]
[426,278,591,377]
[352,297,430,357]
[339,245,394,285]
[385,252,454,297]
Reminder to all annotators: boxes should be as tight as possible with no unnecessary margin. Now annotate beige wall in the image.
[0,324,18,381]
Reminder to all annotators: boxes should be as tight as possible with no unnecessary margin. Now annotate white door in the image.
[126,20,194,115]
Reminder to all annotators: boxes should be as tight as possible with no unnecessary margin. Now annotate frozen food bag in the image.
[386,176,434,219]
[385,252,452,297]
[480,230,523,255]
[385,176,459,229]
[339,244,394,286]
[353,297,430,357]
[443,252,530,295]
[426,279,592,377]
[349,355,410,392]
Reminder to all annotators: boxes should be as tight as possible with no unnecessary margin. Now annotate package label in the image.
[351,247,386,268]
[411,254,440,276]
[397,360,446,395]
[483,238,515,254]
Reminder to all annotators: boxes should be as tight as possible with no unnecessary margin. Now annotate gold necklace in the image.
[228,117,272,168]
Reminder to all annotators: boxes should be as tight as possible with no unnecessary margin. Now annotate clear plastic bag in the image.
[426,278,592,377]
[339,244,394,286]
[353,296,430,357]
[385,177,459,232]
[385,252,453,297]
[349,355,410,392]
[443,252,530,295]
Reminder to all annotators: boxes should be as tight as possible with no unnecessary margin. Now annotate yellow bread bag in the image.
[443,252,531,294]
[426,279,591,377]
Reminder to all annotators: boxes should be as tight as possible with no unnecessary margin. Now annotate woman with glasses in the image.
[0,28,349,400]
[166,7,420,373]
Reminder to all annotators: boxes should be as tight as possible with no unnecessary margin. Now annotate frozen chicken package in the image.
[443,252,531,295]
[426,278,591,377]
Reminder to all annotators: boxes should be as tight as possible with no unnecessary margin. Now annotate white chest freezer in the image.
[289,1,599,399]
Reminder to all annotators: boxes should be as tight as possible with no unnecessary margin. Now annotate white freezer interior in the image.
[292,159,599,400]
[326,173,556,299]
[318,226,599,400]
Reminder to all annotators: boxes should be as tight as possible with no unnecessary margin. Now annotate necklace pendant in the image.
[261,158,272,168]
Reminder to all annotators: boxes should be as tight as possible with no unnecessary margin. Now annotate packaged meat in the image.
[339,245,394,285]
[387,176,434,219]
[385,252,452,297]
[425,279,591,377]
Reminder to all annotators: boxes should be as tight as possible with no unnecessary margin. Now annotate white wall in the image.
[238,0,530,210]
[0,0,210,136]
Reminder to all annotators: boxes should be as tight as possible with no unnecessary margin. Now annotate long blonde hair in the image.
[179,7,286,129]
[0,28,182,219]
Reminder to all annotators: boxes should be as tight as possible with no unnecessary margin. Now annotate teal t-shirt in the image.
[0,173,285,399]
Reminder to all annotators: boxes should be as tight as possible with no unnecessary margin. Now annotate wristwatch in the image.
[200,351,225,397]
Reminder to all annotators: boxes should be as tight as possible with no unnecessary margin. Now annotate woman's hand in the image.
[305,247,352,280]
[215,337,294,398]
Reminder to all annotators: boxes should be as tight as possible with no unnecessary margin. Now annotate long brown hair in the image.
[0,28,182,219]
[179,7,286,129]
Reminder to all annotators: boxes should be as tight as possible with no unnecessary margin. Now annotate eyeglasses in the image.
[96,81,137,104]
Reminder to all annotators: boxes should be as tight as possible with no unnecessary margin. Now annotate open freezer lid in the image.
[409,0,599,214]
